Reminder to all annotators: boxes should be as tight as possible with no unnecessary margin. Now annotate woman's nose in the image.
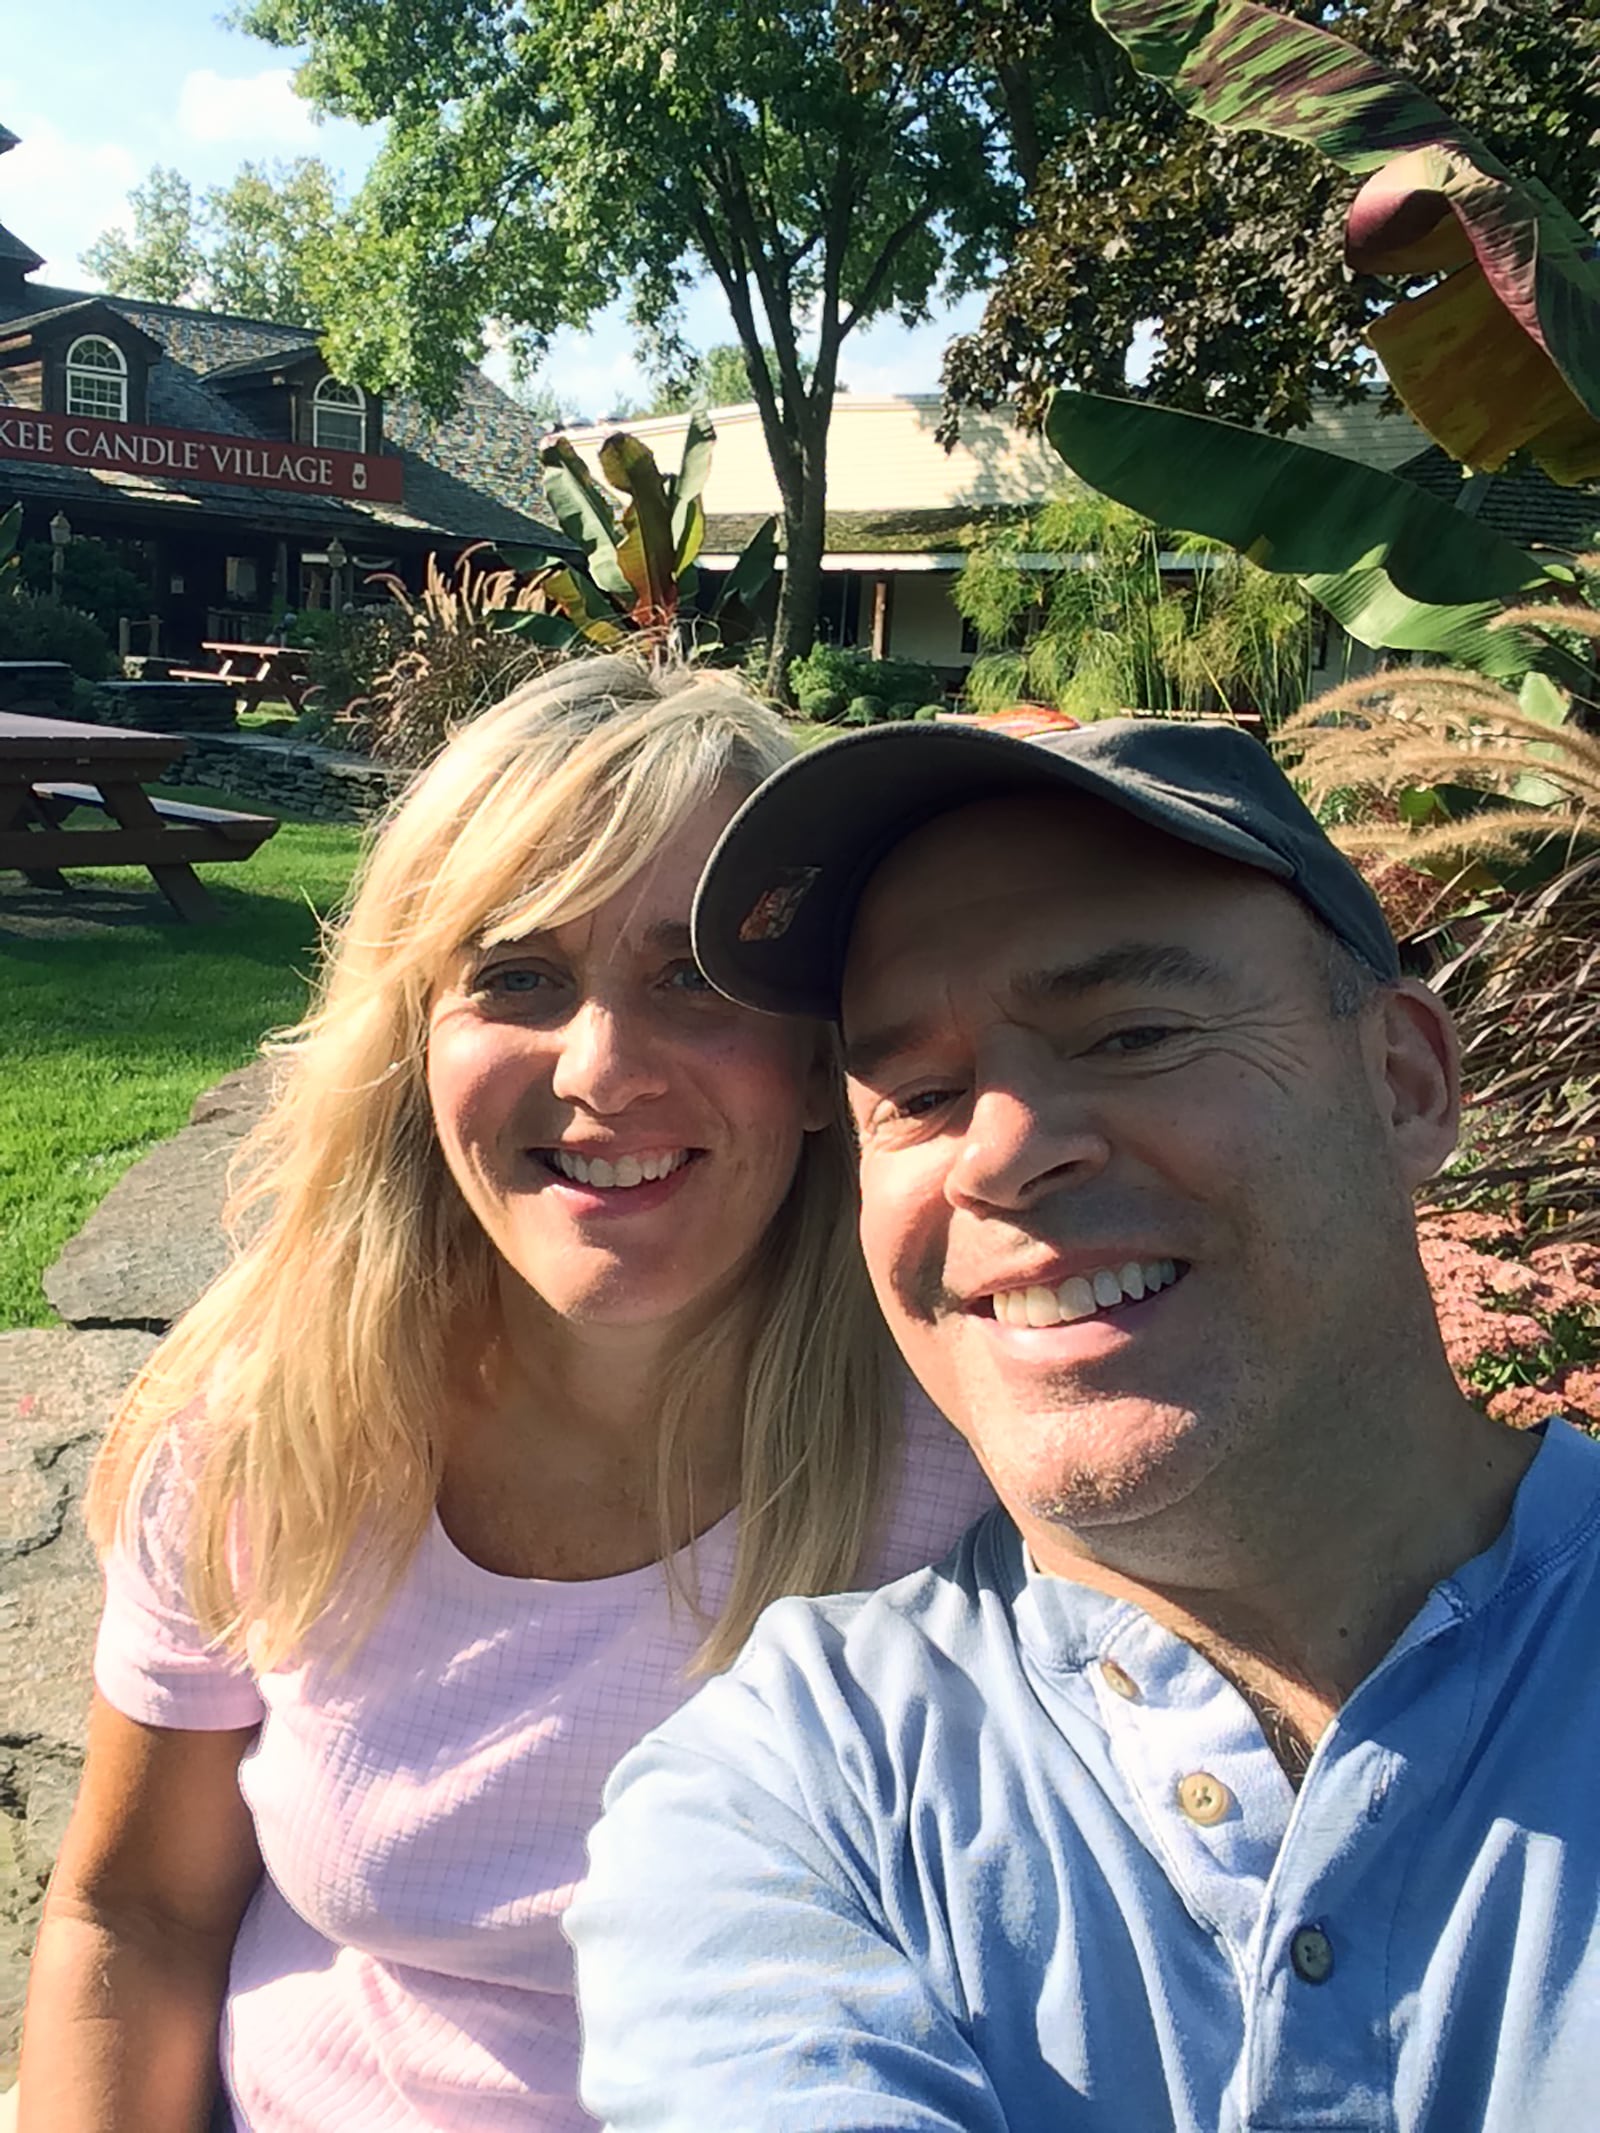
[549,999,670,1112]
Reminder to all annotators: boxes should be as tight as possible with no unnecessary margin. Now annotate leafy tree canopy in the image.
[848,0,1600,433]
[82,157,343,327]
[649,343,819,414]
[238,0,1020,690]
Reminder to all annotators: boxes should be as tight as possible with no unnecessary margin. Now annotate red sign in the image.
[0,408,403,503]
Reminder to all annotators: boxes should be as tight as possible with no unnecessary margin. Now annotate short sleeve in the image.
[93,1436,266,1732]
[569,1667,1008,2133]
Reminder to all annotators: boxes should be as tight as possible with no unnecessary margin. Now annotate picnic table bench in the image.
[0,711,280,923]
[171,641,315,713]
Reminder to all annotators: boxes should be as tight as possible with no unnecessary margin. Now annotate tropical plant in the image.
[358,550,552,766]
[954,492,1311,722]
[1089,0,1600,483]
[1042,392,1596,694]
[867,0,1600,442]
[498,419,778,663]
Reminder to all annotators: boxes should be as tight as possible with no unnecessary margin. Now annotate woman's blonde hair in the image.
[88,657,893,1674]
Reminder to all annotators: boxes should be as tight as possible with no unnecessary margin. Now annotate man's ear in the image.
[1368,980,1461,1185]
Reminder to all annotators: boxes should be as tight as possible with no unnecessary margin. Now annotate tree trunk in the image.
[768,468,827,707]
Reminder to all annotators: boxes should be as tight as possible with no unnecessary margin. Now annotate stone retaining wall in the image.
[171,732,406,823]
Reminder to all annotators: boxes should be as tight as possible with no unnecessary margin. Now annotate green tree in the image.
[82,157,342,327]
[649,342,818,414]
[81,166,207,304]
[239,0,1016,697]
[851,0,1600,433]
[204,158,340,325]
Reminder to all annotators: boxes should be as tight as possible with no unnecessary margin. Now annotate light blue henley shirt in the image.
[569,1419,1600,2132]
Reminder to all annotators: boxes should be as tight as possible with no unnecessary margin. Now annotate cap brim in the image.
[692,720,1296,1019]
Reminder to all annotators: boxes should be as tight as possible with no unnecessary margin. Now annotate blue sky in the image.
[1,0,986,416]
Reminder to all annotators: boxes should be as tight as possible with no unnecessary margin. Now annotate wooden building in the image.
[0,123,568,658]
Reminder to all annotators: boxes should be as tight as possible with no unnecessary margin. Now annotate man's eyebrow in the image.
[844,942,1226,1083]
[1016,942,1228,1005]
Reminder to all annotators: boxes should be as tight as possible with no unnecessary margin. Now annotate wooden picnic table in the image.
[0,710,279,923]
[171,640,315,712]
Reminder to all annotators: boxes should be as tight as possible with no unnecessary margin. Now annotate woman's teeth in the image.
[992,1259,1181,1328]
[548,1149,691,1190]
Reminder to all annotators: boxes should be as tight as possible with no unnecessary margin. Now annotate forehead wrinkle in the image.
[1016,943,1231,1006]
[844,941,1230,1085]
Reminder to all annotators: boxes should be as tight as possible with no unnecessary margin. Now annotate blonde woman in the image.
[15,661,990,2133]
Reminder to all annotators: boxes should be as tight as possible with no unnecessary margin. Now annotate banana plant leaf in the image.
[712,514,779,617]
[495,608,586,649]
[1092,0,1600,483]
[537,438,632,601]
[0,500,21,579]
[1044,389,1588,688]
[599,431,678,626]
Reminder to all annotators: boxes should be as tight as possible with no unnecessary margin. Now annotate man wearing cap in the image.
[566,715,1600,2132]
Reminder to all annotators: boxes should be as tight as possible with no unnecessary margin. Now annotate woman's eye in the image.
[664,960,714,995]
[475,965,554,998]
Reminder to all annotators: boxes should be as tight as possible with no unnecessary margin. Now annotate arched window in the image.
[65,334,128,421]
[312,376,366,454]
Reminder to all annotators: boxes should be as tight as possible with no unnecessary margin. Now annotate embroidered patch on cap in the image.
[738,867,821,943]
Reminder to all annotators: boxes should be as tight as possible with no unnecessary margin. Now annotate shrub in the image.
[0,590,111,679]
[790,645,941,722]
[1418,1210,1599,1433]
[802,688,847,724]
[19,536,149,634]
[844,694,886,726]
[299,609,408,736]
[913,703,948,722]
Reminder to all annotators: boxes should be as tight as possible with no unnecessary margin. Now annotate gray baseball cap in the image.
[692,713,1399,1019]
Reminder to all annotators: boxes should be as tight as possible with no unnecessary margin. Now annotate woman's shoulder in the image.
[860,1376,994,1588]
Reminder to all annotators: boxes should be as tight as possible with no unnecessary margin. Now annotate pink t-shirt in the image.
[93,1386,993,2131]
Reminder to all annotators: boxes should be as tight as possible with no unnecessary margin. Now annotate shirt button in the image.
[1177,1771,1232,1826]
[1100,1659,1140,1701]
[1291,1925,1335,1984]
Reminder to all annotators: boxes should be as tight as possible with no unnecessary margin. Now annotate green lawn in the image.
[0,790,365,1329]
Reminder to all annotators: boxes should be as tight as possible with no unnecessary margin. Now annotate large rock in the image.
[0,1327,159,2078]
[42,1061,274,1331]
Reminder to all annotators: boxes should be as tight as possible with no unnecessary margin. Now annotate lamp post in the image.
[49,511,71,602]
[326,536,348,613]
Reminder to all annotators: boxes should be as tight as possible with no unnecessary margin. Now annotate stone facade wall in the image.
[170,732,406,823]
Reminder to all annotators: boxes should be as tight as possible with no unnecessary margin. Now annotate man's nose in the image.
[945,1040,1111,1214]
[550,999,670,1112]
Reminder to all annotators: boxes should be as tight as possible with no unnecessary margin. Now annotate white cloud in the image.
[0,114,139,285]
[175,67,318,151]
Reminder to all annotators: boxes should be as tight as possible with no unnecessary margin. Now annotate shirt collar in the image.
[1001,1417,1600,1679]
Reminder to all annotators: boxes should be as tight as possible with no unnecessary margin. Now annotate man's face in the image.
[843,792,1428,1543]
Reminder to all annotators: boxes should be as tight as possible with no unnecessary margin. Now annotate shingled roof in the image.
[1397,445,1600,556]
[0,278,570,551]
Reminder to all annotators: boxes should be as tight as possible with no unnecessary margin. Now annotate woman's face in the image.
[426,785,830,1337]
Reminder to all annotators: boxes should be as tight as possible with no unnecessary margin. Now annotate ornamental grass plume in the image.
[1274,669,1600,1245]
[1274,669,1600,875]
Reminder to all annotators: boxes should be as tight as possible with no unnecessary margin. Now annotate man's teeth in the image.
[993,1259,1179,1328]
[549,1149,690,1189]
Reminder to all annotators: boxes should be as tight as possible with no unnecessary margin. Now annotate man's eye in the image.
[1095,1025,1178,1055]
[890,1086,957,1120]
